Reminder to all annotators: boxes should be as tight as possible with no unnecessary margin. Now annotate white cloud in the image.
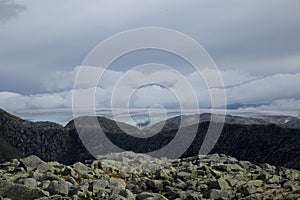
[0,91,70,111]
[128,85,178,108]
[1,66,299,112]
[255,98,300,111]
[225,73,300,105]
[0,92,26,110]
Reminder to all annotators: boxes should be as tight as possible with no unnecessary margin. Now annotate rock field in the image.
[0,152,300,200]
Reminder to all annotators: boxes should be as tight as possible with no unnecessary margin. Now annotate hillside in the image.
[0,108,300,170]
[0,109,93,164]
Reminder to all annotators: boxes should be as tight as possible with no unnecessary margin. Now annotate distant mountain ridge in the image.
[0,108,299,170]
[148,113,300,130]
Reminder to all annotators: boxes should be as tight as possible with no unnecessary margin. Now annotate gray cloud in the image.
[0,0,25,23]
[0,0,299,112]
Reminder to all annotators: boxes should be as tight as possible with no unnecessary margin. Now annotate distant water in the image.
[12,108,300,127]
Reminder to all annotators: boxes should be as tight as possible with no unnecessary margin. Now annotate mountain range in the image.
[0,108,299,170]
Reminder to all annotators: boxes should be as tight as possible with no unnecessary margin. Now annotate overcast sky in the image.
[0,0,299,112]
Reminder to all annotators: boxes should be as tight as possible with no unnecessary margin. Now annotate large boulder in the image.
[0,180,48,200]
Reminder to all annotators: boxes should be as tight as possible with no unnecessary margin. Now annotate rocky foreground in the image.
[0,152,300,200]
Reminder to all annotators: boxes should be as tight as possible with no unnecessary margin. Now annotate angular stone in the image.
[61,166,77,177]
[91,179,109,193]
[0,180,48,200]
[257,172,271,180]
[243,184,257,195]
[177,171,191,180]
[34,197,49,200]
[73,183,89,197]
[37,162,54,173]
[241,180,264,196]
[71,195,80,200]
[209,178,230,190]
[66,177,77,185]
[119,170,130,179]
[238,161,252,169]
[32,171,43,181]
[228,164,244,172]
[283,180,300,191]
[267,175,281,184]
[198,164,210,172]
[94,168,104,176]
[109,194,127,200]
[174,179,187,190]
[284,169,300,180]
[73,162,89,172]
[161,186,180,199]
[260,163,275,170]
[47,180,69,196]
[247,180,264,187]
[20,155,46,172]
[17,178,37,188]
[109,178,126,190]
[38,173,60,182]
[119,189,135,200]
[204,189,226,199]
[197,183,209,192]
[210,169,222,178]
[186,192,202,199]
[192,169,206,176]
[225,156,239,163]
[156,168,170,179]
[95,189,110,199]
[110,178,126,195]
[40,180,51,190]
[285,193,300,199]
[136,192,168,200]
[147,179,164,190]
[47,194,63,199]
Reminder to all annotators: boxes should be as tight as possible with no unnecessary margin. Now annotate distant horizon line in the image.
[6,107,299,118]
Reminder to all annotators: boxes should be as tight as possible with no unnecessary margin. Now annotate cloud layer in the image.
[0,1,300,94]
[0,1,299,113]
[0,66,299,111]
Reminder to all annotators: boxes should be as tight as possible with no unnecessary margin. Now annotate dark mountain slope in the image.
[0,109,93,164]
[0,108,300,170]
[182,122,300,169]
[67,114,300,169]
